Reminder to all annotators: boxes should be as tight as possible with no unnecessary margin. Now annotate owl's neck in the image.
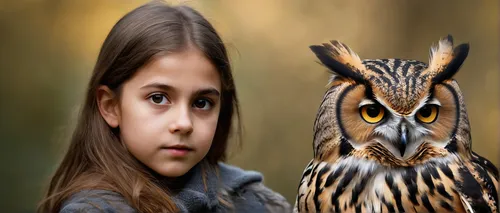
[320,154,460,175]
[317,140,456,168]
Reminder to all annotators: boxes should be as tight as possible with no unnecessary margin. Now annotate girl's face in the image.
[101,48,221,177]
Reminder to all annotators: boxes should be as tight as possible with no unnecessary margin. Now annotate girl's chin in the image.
[152,162,194,178]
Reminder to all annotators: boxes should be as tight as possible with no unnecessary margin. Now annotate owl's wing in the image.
[293,159,316,213]
[459,194,475,213]
[471,151,499,180]
[456,152,499,213]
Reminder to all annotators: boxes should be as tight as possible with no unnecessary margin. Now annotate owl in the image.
[294,35,498,213]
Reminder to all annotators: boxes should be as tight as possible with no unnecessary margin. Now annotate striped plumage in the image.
[294,35,499,213]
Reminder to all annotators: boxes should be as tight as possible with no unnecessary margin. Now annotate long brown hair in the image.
[38,1,240,212]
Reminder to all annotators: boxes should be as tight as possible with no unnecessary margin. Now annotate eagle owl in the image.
[294,35,499,213]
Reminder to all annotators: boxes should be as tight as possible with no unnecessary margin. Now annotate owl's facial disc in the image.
[339,84,457,163]
[351,93,442,159]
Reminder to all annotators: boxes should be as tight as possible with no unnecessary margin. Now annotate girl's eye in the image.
[193,99,212,110]
[149,94,169,105]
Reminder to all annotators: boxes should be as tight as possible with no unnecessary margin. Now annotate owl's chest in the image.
[353,171,465,213]
[298,159,467,213]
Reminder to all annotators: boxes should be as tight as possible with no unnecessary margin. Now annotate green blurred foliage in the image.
[0,0,498,212]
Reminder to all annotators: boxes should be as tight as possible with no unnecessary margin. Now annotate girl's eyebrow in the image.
[140,82,174,91]
[196,88,220,97]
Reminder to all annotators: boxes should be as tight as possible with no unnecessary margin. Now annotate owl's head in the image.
[311,35,472,167]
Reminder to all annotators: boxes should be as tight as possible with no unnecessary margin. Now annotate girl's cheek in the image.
[196,117,218,134]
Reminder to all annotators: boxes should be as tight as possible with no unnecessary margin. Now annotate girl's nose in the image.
[168,106,193,134]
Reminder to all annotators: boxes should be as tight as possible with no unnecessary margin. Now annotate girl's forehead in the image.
[129,49,222,90]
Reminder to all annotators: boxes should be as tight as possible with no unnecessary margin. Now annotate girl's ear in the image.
[97,85,120,128]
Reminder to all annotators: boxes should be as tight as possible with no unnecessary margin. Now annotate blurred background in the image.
[0,0,498,212]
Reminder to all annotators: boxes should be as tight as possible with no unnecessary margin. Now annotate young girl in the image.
[38,1,291,212]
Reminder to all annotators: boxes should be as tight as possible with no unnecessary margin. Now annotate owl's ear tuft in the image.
[427,35,470,83]
[310,40,367,84]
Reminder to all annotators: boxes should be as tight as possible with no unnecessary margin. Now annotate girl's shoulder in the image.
[217,163,292,213]
[59,189,136,213]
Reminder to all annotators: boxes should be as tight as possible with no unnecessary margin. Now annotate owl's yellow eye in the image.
[416,105,439,123]
[360,104,385,124]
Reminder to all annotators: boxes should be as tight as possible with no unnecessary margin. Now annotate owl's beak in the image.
[398,125,408,157]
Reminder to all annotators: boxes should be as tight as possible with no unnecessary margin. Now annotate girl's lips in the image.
[164,148,191,157]
[161,144,193,157]
[165,144,193,150]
